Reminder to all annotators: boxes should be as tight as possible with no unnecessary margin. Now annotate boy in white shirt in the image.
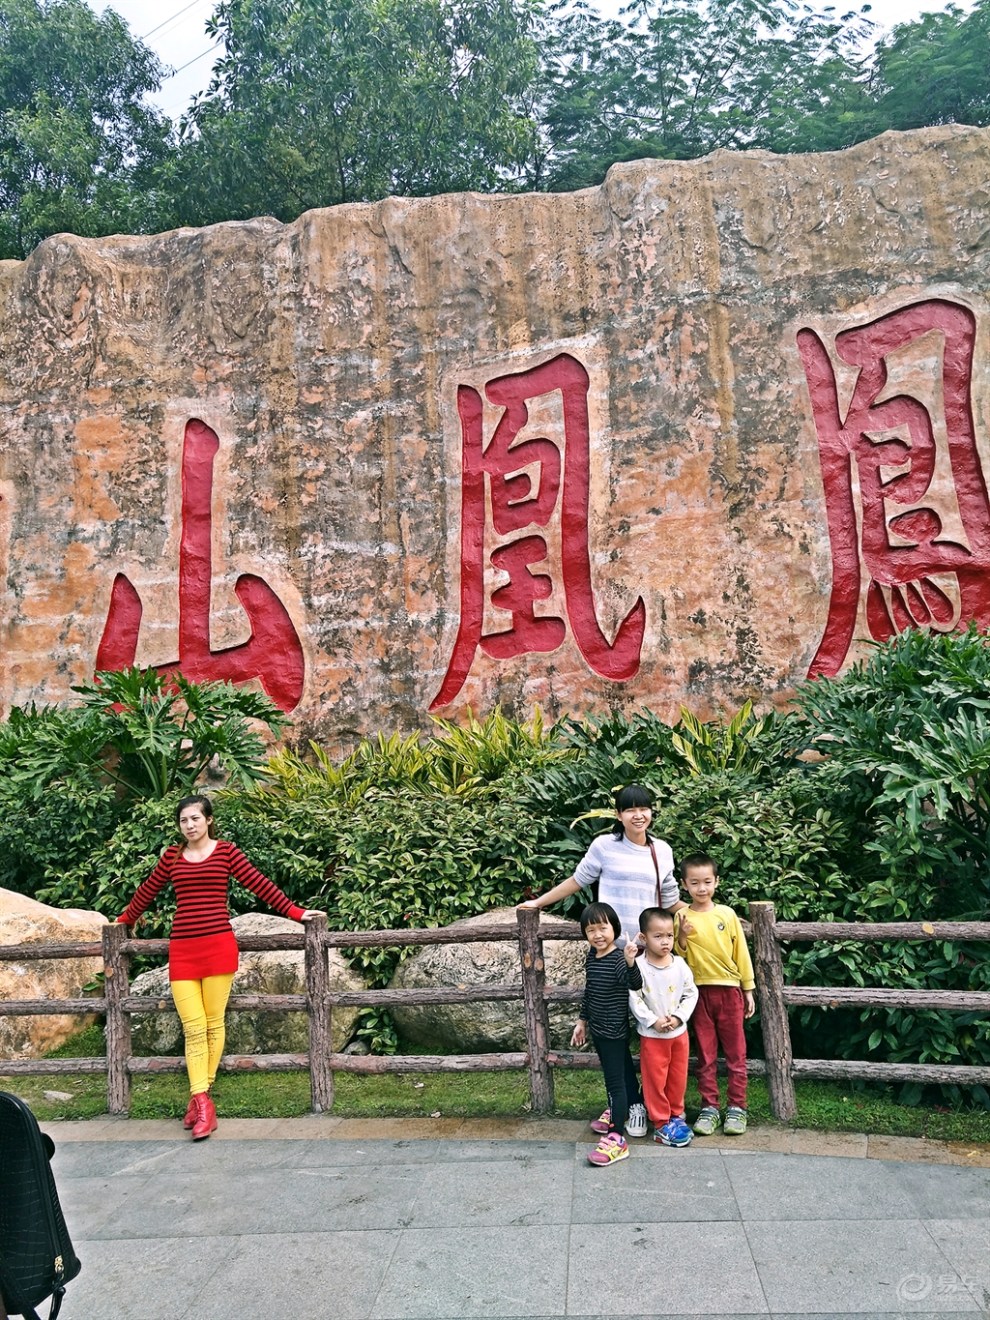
[629,907,698,1147]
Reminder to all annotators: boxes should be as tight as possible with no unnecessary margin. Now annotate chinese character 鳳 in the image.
[797,298,990,677]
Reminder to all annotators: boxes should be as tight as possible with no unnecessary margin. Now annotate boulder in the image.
[389,907,585,1052]
[129,913,366,1056]
[0,889,106,1058]
[4,128,990,738]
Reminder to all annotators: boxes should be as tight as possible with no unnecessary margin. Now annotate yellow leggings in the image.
[171,974,235,1096]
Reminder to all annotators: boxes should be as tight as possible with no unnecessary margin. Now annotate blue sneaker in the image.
[655,1117,693,1147]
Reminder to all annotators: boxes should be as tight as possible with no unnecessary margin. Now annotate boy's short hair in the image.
[580,902,621,938]
[638,906,674,932]
[679,851,718,879]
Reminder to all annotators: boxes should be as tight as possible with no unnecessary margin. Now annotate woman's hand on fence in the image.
[743,990,756,1019]
[300,910,323,921]
[570,1019,587,1048]
[516,900,541,911]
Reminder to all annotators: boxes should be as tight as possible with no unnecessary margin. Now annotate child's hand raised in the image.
[623,933,641,965]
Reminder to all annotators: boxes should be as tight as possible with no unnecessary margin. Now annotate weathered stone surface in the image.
[0,889,105,1057]
[129,913,366,1055]
[389,908,585,1052]
[1,128,989,740]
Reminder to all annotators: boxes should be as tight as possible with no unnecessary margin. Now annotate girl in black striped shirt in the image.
[571,902,644,1166]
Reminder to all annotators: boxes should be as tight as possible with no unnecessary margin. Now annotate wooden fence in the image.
[1,906,988,1119]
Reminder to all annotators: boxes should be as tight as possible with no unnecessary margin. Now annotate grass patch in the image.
[2,1031,988,1144]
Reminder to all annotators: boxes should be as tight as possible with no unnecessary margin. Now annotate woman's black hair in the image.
[580,902,621,939]
[175,794,217,838]
[610,783,654,838]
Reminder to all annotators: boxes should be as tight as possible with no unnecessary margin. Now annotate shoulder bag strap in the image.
[648,838,661,907]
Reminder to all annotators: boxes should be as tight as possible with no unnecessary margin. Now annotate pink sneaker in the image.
[588,1133,629,1166]
[590,1108,611,1135]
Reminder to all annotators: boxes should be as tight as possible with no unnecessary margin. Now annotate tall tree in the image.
[872,0,990,131]
[0,0,174,259]
[529,0,875,190]
[175,0,543,225]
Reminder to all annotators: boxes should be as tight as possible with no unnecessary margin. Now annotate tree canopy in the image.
[174,0,543,224]
[0,0,985,253]
[0,0,174,258]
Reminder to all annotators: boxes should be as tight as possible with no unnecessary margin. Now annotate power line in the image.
[142,0,209,42]
[162,39,222,81]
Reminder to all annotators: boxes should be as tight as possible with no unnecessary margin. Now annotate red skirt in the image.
[168,931,239,981]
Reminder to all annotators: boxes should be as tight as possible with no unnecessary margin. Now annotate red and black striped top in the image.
[118,841,305,939]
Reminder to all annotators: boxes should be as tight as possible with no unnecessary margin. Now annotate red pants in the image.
[639,1033,689,1124]
[692,984,748,1109]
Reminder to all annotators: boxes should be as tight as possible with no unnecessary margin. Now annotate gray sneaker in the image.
[723,1107,748,1135]
[693,1105,721,1136]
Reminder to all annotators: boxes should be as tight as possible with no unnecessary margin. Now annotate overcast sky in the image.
[84,0,970,121]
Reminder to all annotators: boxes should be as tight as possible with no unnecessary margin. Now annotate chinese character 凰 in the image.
[431,353,645,709]
[96,418,305,712]
[798,298,990,678]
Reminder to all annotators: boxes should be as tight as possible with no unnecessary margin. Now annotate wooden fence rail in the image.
[1,907,988,1118]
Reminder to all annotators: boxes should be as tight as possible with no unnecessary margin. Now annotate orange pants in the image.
[639,1033,689,1125]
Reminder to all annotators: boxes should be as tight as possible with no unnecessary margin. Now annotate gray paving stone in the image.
[891,1160,990,1219]
[37,1132,990,1320]
[191,1230,400,1320]
[746,1218,984,1314]
[69,1162,425,1238]
[277,1137,447,1167]
[567,1222,767,1315]
[570,1149,739,1224]
[430,1140,576,1164]
[52,1139,185,1179]
[924,1218,990,1312]
[404,1158,573,1228]
[59,1235,231,1320]
[57,1172,161,1240]
[371,1225,569,1318]
[722,1152,920,1221]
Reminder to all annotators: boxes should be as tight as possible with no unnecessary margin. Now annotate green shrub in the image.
[0,779,119,899]
[36,797,179,933]
[313,784,550,983]
[651,766,852,919]
[796,625,990,913]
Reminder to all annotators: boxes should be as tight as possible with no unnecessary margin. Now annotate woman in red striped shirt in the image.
[117,793,320,1140]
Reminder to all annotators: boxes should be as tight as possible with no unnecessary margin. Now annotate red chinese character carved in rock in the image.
[798,298,990,678]
[431,353,645,709]
[96,418,304,712]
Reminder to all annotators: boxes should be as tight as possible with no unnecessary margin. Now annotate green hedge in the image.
[1,631,987,1099]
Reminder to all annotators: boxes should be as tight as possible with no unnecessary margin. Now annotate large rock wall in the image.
[1,127,988,743]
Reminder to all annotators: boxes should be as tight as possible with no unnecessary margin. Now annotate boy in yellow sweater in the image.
[674,853,756,1136]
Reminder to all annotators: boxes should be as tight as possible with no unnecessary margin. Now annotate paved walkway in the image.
[43,1117,989,1320]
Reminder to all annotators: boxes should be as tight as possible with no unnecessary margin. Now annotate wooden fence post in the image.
[103,923,132,1116]
[749,901,796,1121]
[305,913,333,1113]
[517,908,555,1113]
